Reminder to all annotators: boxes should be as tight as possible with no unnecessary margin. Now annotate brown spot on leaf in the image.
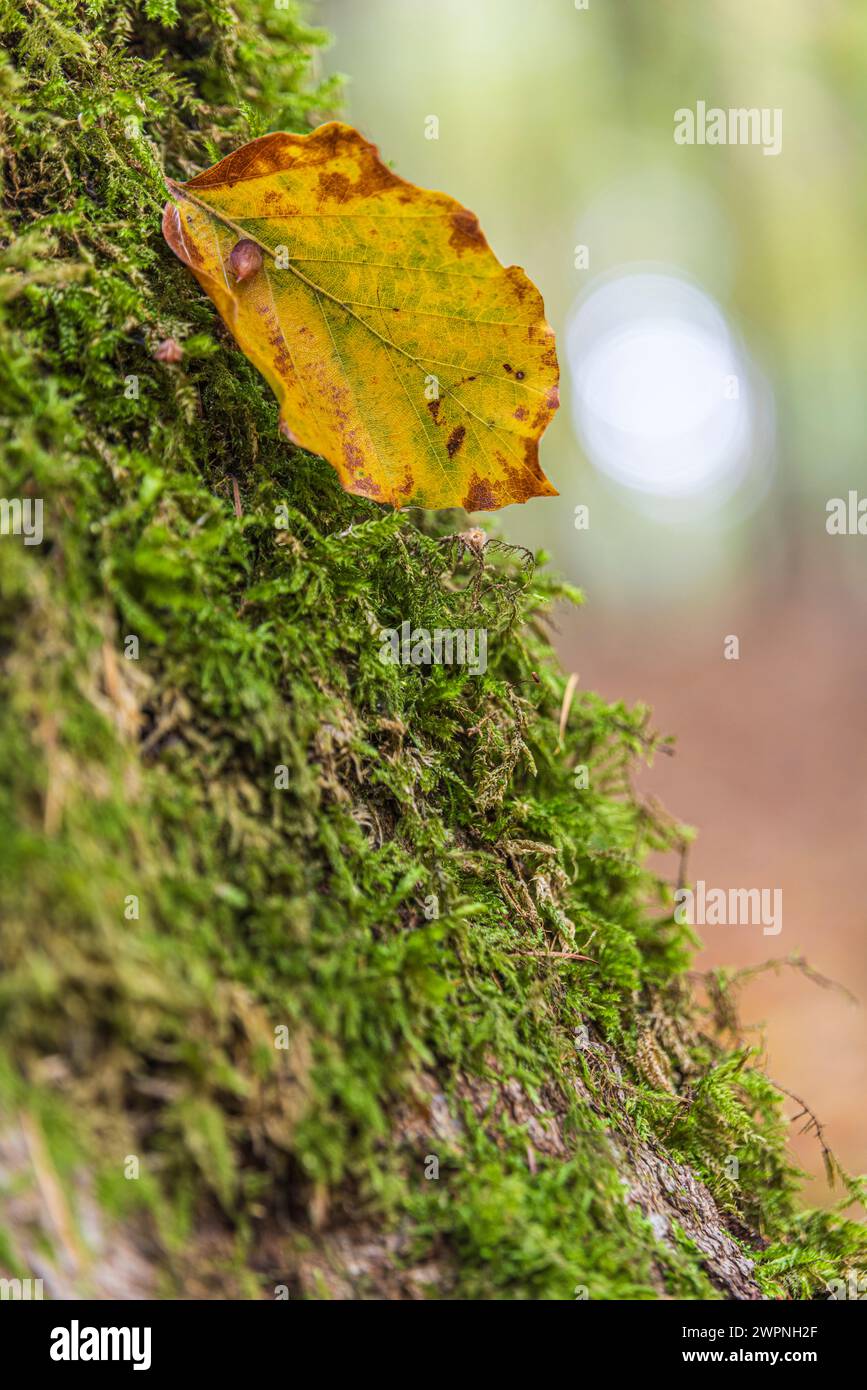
[539,336,559,370]
[481,440,555,506]
[315,151,405,203]
[317,171,354,203]
[514,406,528,421]
[462,475,498,511]
[506,266,533,304]
[449,209,486,256]
[446,425,466,458]
[343,435,365,472]
[352,473,383,500]
[427,398,442,422]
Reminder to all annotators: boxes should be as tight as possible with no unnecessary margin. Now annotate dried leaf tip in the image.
[230,239,264,282]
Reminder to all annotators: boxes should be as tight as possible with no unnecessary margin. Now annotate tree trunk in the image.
[0,0,861,1301]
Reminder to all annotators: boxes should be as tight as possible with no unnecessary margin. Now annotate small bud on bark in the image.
[153,337,183,363]
[458,527,487,556]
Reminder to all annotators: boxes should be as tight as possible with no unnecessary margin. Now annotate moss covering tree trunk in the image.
[0,0,864,1299]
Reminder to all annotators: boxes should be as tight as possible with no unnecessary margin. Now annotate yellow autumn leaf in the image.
[162,122,559,511]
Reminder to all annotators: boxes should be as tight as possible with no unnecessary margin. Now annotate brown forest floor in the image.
[561,553,867,1207]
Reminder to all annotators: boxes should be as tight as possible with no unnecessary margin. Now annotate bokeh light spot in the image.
[567,270,756,506]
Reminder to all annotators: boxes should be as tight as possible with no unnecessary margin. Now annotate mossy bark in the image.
[0,0,863,1299]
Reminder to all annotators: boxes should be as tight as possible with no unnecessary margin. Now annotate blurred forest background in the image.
[315,0,867,1203]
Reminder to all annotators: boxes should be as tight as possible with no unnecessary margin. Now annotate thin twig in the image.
[558,671,579,747]
[767,1078,840,1187]
[230,475,243,518]
[510,949,595,962]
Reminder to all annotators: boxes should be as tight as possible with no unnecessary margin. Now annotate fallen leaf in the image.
[162,122,559,511]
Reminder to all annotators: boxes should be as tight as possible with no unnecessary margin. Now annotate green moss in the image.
[0,0,864,1299]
